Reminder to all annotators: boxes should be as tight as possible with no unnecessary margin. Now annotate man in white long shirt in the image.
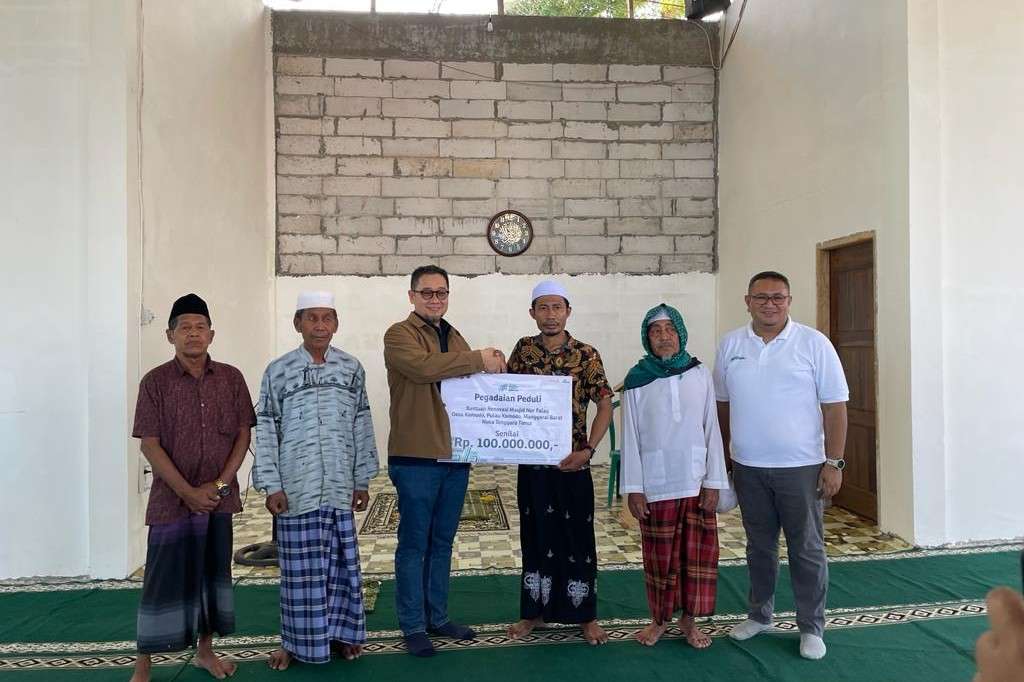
[621,303,729,649]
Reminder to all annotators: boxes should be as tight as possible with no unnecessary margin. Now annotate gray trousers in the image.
[733,462,828,636]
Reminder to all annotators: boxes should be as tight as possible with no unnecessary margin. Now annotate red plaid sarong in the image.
[639,496,719,624]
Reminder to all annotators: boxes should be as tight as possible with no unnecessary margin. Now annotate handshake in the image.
[479,348,507,374]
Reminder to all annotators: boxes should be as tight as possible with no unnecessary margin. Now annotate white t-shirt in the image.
[713,319,849,468]
[620,366,730,502]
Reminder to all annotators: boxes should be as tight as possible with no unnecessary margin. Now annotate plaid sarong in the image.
[136,513,235,654]
[277,506,366,664]
[639,496,719,624]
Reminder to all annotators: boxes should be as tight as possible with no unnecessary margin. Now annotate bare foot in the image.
[582,620,609,646]
[339,643,363,660]
[267,648,292,671]
[129,654,151,682]
[507,617,545,640]
[192,649,236,679]
[634,621,668,647]
[679,615,712,649]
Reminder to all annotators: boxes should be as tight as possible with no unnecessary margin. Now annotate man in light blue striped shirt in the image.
[255,290,379,670]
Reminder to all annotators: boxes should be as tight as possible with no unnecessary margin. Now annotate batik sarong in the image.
[639,496,719,624]
[517,466,598,624]
[277,506,366,664]
[136,512,235,654]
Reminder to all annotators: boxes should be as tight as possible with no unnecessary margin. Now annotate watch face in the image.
[487,210,533,257]
[217,484,231,498]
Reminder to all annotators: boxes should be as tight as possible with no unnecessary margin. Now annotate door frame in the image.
[815,230,880,521]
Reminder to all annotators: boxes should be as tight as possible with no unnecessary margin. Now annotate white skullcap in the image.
[647,310,672,325]
[531,280,570,304]
[296,290,335,312]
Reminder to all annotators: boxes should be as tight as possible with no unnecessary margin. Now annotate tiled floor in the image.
[230,465,912,579]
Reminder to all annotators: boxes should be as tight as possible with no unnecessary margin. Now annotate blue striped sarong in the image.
[277,506,366,664]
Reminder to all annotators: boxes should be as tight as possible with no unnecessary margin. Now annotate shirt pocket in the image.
[642,449,666,487]
[218,406,240,436]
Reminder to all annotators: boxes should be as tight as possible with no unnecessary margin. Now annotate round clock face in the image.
[487,210,534,257]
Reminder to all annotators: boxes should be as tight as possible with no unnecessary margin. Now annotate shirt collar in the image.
[298,344,333,363]
[746,317,794,341]
[173,355,214,375]
[410,311,451,333]
[533,330,575,354]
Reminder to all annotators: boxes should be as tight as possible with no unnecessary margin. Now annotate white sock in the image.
[799,633,827,660]
[729,618,773,641]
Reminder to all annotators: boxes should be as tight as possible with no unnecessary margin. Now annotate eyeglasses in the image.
[750,294,790,305]
[413,288,449,301]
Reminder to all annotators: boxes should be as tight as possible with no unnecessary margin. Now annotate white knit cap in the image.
[295,290,335,312]
[647,310,672,325]
[530,280,570,304]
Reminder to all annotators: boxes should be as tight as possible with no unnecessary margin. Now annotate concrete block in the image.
[451,201,497,218]
[325,97,381,117]
[553,141,607,159]
[336,117,393,137]
[507,82,562,101]
[553,255,605,274]
[621,235,673,253]
[397,157,452,177]
[502,63,553,81]
[442,61,496,80]
[337,157,395,176]
[524,235,566,254]
[619,123,674,141]
[439,178,496,198]
[277,56,323,75]
[382,217,439,236]
[336,235,396,255]
[498,101,553,121]
[277,95,324,116]
[439,255,496,275]
[662,254,714,273]
[506,197,556,218]
[662,217,714,235]
[393,79,450,98]
[552,218,604,235]
[277,175,322,195]
[609,64,661,82]
[336,197,395,216]
[278,117,325,135]
[608,254,660,273]
[440,138,495,158]
[324,216,382,236]
[618,84,672,103]
[382,255,441,275]
[497,178,549,198]
[324,255,381,275]
[382,98,439,118]
[325,58,382,77]
[565,199,618,218]
[663,66,715,85]
[607,217,661,235]
[453,159,509,179]
[565,235,619,254]
[609,143,661,160]
[510,159,564,178]
[671,197,714,217]
[397,236,453,255]
[439,99,495,119]
[277,135,320,155]
[396,198,452,216]
[279,234,336,254]
[276,196,326,216]
[663,102,714,122]
[675,235,715,254]
[395,118,451,138]
[383,60,439,79]
[552,179,604,198]
[662,142,714,159]
[619,198,663,216]
[564,160,619,178]
[496,255,551,274]
[671,83,715,102]
[453,120,508,138]
[452,237,496,255]
[336,78,392,98]
[451,80,507,99]
[323,177,382,196]
[441,216,490,233]
[673,123,714,141]
[619,160,674,178]
[277,76,333,95]
[324,137,381,156]
[662,178,715,198]
[277,155,334,175]
[383,138,439,157]
[509,122,564,139]
[382,177,439,198]
[608,104,661,122]
[607,179,660,198]
[552,102,607,121]
[496,139,552,159]
[278,215,322,234]
[561,82,616,102]
[553,63,607,82]
[564,121,618,141]
[280,254,322,275]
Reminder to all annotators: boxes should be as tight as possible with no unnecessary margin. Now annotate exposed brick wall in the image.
[275,42,716,276]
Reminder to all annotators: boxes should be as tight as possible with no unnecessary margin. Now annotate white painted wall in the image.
[274,274,717,465]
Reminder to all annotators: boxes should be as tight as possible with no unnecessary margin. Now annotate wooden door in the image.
[828,241,878,520]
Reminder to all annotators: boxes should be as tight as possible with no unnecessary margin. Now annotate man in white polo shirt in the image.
[713,271,849,660]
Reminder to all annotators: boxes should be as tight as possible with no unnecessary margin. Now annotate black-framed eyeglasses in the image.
[750,294,790,305]
[413,288,449,301]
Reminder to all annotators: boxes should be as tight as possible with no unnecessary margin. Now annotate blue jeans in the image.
[388,461,469,636]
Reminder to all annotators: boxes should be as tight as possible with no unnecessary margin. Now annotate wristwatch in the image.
[825,458,846,471]
[581,445,595,459]
[214,479,231,498]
